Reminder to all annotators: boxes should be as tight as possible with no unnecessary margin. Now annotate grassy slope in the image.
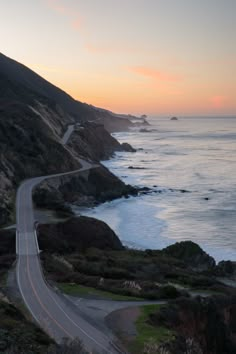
[58,282,143,301]
[129,304,174,354]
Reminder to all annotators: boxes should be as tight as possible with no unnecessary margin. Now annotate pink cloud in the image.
[46,0,68,14]
[46,0,83,31]
[72,17,83,30]
[128,66,181,82]
[209,95,228,109]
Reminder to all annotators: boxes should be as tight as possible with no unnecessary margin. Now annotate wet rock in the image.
[139,128,151,132]
[180,189,190,193]
[128,166,146,170]
[121,142,136,152]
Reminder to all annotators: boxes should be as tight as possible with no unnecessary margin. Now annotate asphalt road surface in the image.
[16,126,122,353]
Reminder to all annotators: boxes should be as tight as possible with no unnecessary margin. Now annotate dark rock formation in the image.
[33,164,137,209]
[171,117,178,120]
[120,142,136,152]
[163,241,216,271]
[150,295,236,354]
[139,128,153,132]
[128,166,146,170]
[214,260,236,277]
[38,216,123,253]
[68,122,136,161]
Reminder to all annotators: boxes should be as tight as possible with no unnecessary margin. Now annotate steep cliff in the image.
[0,101,81,225]
[0,53,137,225]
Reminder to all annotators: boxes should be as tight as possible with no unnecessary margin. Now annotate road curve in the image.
[16,126,122,353]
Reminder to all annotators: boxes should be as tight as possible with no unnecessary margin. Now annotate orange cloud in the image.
[46,0,83,31]
[209,95,228,109]
[128,66,181,82]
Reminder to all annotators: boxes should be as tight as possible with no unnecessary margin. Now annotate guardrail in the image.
[34,221,40,254]
[110,340,128,354]
[15,229,18,255]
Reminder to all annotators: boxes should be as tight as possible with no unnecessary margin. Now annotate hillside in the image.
[0,101,81,225]
[0,52,134,132]
[0,53,138,226]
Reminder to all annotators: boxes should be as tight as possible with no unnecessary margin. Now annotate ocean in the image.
[78,117,236,263]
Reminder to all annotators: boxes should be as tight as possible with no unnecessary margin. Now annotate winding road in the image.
[16,125,122,353]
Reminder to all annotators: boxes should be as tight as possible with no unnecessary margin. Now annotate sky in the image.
[1,0,236,116]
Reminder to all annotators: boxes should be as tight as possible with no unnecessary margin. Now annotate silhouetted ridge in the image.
[0,52,89,120]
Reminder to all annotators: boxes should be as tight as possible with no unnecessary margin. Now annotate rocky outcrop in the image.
[150,295,236,354]
[163,241,216,271]
[68,122,136,161]
[33,164,137,210]
[38,216,123,253]
[214,260,236,277]
[120,142,136,152]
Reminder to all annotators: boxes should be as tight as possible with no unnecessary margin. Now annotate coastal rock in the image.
[163,241,216,271]
[38,216,124,253]
[121,142,136,152]
[128,166,147,170]
[68,122,136,161]
[214,260,236,276]
[33,165,137,210]
[139,128,151,132]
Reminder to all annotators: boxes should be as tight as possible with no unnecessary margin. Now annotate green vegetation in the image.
[41,247,189,301]
[0,300,53,353]
[41,238,234,301]
[129,304,174,353]
[58,282,143,301]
